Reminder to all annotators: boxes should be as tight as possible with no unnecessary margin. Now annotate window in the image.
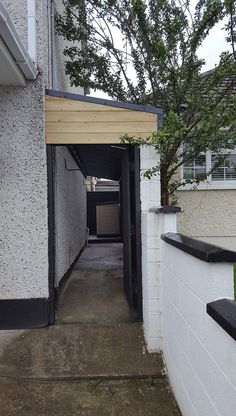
[181,151,236,189]
[211,154,236,181]
[183,155,206,180]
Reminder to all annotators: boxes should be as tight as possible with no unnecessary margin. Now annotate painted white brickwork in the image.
[141,209,178,351]
[140,145,160,212]
[161,239,236,416]
[142,212,162,351]
[141,182,236,416]
[140,145,161,350]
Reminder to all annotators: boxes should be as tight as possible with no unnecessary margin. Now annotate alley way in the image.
[56,244,136,325]
[0,244,181,415]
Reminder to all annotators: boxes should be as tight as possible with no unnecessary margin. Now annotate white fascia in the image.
[0,1,37,80]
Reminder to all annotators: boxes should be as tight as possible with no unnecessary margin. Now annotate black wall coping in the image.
[0,298,49,330]
[161,233,236,262]
[150,206,181,214]
[207,299,236,341]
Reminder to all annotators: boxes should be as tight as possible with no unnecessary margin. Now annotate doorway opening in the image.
[48,144,142,326]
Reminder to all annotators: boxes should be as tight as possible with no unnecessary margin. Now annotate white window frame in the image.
[180,150,236,190]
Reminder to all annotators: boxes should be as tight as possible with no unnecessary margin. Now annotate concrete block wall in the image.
[141,212,162,351]
[54,146,87,286]
[161,241,236,416]
[140,145,162,351]
[141,210,178,351]
[140,145,160,212]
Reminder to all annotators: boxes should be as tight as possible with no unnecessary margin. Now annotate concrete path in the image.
[0,244,181,415]
[56,244,136,325]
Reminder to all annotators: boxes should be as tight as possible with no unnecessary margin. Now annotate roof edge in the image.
[46,89,163,116]
[0,2,37,80]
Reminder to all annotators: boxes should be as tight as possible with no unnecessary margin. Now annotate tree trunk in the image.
[160,167,169,206]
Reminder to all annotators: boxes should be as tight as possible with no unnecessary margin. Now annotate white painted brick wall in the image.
[140,145,162,351]
[161,239,236,416]
[140,143,179,352]
[140,178,236,416]
[140,145,160,212]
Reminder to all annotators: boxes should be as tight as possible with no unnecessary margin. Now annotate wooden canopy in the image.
[45,90,162,145]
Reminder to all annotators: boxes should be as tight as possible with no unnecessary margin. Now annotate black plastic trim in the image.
[207,299,236,341]
[46,89,163,116]
[47,145,56,324]
[0,298,49,329]
[150,206,181,214]
[88,237,122,244]
[161,233,236,262]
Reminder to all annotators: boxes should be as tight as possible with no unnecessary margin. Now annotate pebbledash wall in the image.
[140,146,236,416]
[0,0,50,308]
[0,0,85,327]
[54,146,87,287]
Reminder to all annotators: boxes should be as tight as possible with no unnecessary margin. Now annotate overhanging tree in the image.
[56,0,236,205]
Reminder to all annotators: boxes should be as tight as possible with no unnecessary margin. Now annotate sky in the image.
[190,0,229,70]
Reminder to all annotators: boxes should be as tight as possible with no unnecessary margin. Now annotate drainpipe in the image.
[50,0,55,89]
[27,0,37,67]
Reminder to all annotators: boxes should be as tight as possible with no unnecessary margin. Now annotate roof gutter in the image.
[0,1,37,80]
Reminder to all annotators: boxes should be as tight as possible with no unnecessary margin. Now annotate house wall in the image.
[0,0,50,303]
[0,0,84,327]
[52,1,83,94]
[161,239,236,416]
[0,81,48,300]
[54,146,87,286]
[3,0,28,49]
[177,189,236,250]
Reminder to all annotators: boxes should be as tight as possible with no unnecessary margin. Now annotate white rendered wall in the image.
[177,189,236,242]
[52,1,84,94]
[161,241,236,416]
[54,146,87,286]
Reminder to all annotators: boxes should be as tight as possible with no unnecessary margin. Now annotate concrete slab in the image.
[0,377,181,416]
[57,244,136,324]
[76,243,124,270]
[0,243,181,415]
[0,323,164,379]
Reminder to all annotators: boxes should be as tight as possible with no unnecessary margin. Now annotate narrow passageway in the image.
[0,242,181,415]
[56,243,136,325]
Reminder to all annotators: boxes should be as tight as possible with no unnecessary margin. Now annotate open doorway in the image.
[45,89,161,328]
[48,144,142,326]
